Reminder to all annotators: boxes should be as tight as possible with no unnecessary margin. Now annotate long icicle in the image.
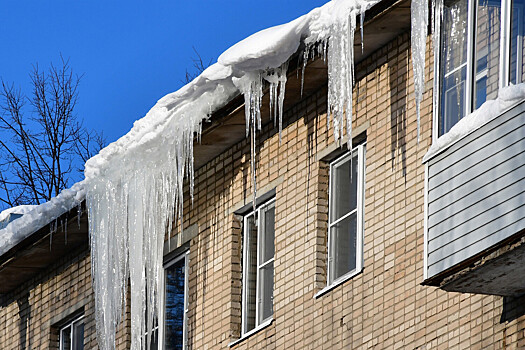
[411,0,429,142]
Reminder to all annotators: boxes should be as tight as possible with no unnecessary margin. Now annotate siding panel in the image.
[426,100,525,278]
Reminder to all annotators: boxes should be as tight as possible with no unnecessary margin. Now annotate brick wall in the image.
[0,247,130,350]
[176,32,525,349]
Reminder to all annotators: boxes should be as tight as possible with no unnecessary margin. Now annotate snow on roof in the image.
[83,0,378,181]
[0,0,384,261]
[0,182,85,256]
[0,205,37,223]
[423,83,525,162]
[82,1,383,348]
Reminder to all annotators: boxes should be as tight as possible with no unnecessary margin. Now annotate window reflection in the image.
[165,256,187,350]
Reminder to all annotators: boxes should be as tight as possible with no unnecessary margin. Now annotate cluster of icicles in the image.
[85,0,430,348]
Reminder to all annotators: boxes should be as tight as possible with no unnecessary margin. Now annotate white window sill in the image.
[314,269,362,299]
[228,318,273,347]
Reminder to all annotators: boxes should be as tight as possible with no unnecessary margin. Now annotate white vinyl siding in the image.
[426,100,525,278]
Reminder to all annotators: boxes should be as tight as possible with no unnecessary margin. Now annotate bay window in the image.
[438,0,525,136]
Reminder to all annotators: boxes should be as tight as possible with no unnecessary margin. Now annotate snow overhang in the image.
[194,0,410,170]
[0,203,89,295]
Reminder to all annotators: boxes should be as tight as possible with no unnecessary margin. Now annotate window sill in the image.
[314,269,362,299]
[228,318,273,347]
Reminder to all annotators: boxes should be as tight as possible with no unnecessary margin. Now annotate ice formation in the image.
[81,1,383,348]
[0,184,85,256]
[411,0,428,142]
[1,0,521,348]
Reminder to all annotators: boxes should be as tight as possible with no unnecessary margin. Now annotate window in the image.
[59,314,84,350]
[438,0,525,136]
[163,251,189,349]
[327,144,365,286]
[242,199,275,335]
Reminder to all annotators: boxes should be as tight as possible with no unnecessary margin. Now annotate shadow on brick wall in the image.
[500,294,525,323]
[389,38,407,179]
[17,293,31,349]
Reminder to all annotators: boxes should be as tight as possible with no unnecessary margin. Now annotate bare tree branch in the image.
[0,57,105,210]
[182,47,213,84]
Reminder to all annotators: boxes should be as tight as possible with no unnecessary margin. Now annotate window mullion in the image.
[518,7,524,82]
[466,0,476,115]
[444,62,468,78]
[255,208,261,327]
[500,0,510,87]
[70,324,74,350]
[241,215,249,335]
[259,257,274,269]
[329,208,358,227]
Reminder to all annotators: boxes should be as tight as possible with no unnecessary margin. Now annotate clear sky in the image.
[0,0,328,145]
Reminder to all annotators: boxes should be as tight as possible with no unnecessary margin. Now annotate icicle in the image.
[263,62,289,143]
[277,62,288,143]
[65,217,68,245]
[411,0,429,142]
[233,72,264,210]
[87,120,197,350]
[77,203,82,229]
[301,46,310,97]
[360,8,366,54]
[327,9,357,148]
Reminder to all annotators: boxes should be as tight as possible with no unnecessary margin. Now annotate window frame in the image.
[160,250,189,350]
[434,0,524,141]
[241,198,275,336]
[59,314,85,350]
[326,143,365,289]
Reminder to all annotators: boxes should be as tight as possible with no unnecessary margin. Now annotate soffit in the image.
[0,205,89,295]
[193,0,411,170]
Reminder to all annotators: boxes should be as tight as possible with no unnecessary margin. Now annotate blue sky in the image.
[0,0,327,145]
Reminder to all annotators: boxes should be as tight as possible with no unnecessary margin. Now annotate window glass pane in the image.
[440,0,468,135]
[329,213,357,282]
[61,325,71,350]
[260,205,275,263]
[474,0,501,109]
[165,258,186,350]
[330,155,357,222]
[244,214,257,332]
[442,68,467,134]
[149,329,159,350]
[72,321,84,350]
[510,0,525,83]
[258,261,273,324]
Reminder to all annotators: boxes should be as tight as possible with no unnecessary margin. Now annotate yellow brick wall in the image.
[0,247,130,350]
[176,32,525,349]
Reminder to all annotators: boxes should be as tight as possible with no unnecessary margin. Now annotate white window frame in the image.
[433,0,524,141]
[160,251,189,350]
[59,314,85,350]
[241,198,275,336]
[326,144,365,288]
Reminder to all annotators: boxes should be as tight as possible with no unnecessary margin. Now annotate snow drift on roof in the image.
[423,84,525,162]
[0,182,85,256]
